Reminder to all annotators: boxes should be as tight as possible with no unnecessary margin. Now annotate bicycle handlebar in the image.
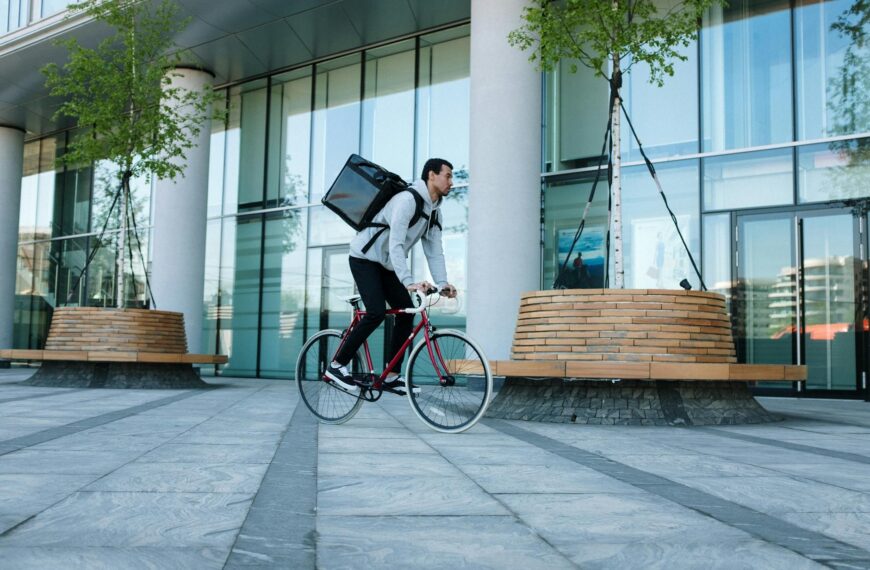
[404,287,445,314]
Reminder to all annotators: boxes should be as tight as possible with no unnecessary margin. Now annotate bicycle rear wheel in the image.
[296,329,364,424]
[405,330,493,433]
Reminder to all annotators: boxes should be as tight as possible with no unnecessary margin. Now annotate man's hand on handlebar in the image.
[407,281,437,295]
[440,284,458,299]
[406,282,458,298]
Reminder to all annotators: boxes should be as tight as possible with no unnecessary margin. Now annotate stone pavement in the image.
[1,368,870,569]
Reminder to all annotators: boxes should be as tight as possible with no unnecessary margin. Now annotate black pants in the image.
[333,257,414,369]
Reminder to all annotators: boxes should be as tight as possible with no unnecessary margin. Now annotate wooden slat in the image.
[495,360,566,377]
[0,349,44,359]
[650,362,730,381]
[566,361,650,379]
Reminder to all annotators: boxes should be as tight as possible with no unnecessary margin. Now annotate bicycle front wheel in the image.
[296,329,364,424]
[405,330,493,433]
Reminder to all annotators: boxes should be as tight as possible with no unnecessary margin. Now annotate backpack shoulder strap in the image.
[405,188,427,228]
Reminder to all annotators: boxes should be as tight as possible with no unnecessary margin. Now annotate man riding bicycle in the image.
[326,158,458,393]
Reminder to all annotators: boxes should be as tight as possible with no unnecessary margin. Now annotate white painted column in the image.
[467,0,541,359]
[150,68,214,354]
[0,127,25,352]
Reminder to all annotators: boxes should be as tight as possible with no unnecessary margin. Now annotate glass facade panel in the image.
[310,55,361,201]
[207,95,228,218]
[259,209,308,378]
[801,213,857,390]
[223,216,260,377]
[544,177,610,289]
[798,138,870,202]
[84,233,117,307]
[703,148,793,211]
[622,42,699,161]
[795,0,870,140]
[621,161,701,290]
[363,41,416,180]
[19,141,39,241]
[35,135,62,240]
[41,0,70,17]
[202,219,222,355]
[269,68,313,209]
[702,0,793,151]
[554,62,610,169]
[735,213,796,365]
[703,213,732,304]
[221,80,269,212]
[417,29,471,179]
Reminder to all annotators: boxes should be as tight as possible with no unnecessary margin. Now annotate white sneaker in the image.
[324,362,359,392]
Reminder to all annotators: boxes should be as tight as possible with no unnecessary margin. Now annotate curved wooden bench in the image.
[0,307,226,365]
[493,289,804,382]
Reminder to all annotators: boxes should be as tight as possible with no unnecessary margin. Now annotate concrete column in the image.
[0,127,25,353]
[467,0,541,359]
[150,68,214,354]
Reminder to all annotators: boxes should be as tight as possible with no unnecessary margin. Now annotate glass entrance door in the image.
[735,209,862,395]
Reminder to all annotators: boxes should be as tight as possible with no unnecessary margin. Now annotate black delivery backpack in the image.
[322,154,441,253]
[322,154,410,231]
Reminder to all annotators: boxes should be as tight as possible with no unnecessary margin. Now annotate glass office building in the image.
[4,0,870,397]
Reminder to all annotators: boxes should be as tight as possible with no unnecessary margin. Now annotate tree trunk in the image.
[116,174,129,308]
[611,55,624,289]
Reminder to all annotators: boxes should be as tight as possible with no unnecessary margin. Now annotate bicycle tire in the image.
[296,329,364,424]
[405,329,493,433]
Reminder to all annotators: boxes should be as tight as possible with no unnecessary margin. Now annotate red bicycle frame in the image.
[332,304,452,389]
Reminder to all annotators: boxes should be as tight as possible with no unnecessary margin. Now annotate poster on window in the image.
[556,228,605,288]
[631,216,691,289]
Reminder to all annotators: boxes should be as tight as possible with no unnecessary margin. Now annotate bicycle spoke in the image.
[406,331,492,433]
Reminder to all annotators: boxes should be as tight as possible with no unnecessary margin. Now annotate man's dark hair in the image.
[421,158,453,181]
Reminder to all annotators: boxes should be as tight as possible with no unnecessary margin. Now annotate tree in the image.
[42,0,223,307]
[509,0,721,288]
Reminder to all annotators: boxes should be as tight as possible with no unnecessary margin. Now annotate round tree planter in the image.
[5,307,224,389]
[484,289,803,425]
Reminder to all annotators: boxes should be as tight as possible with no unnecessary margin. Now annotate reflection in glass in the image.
[34,135,63,240]
[795,0,870,140]
[201,219,221,356]
[702,213,732,308]
[224,216,260,377]
[311,55,361,201]
[363,41,415,179]
[543,177,610,289]
[307,205,355,247]
[621,41,699,161]
[268,68,312,208]
[18,141,40,242]
[14,243,52,349]
[48,237,88,307]
[417,29,470,182]
[801,214,857,390]
[734,214,795,367]
[259,209,308,378]
[41,0,70,17]
[621,161,700,290]
[206,94,227,218]
[798,139,870,202]
[703,148,793,211]
[702,0,792,151]
[84,233,116,307]
[239,83,268,207]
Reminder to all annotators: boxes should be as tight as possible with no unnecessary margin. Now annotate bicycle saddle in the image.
[342,294,362,305]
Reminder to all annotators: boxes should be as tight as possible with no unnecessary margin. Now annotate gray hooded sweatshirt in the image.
[349,179,448,287]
